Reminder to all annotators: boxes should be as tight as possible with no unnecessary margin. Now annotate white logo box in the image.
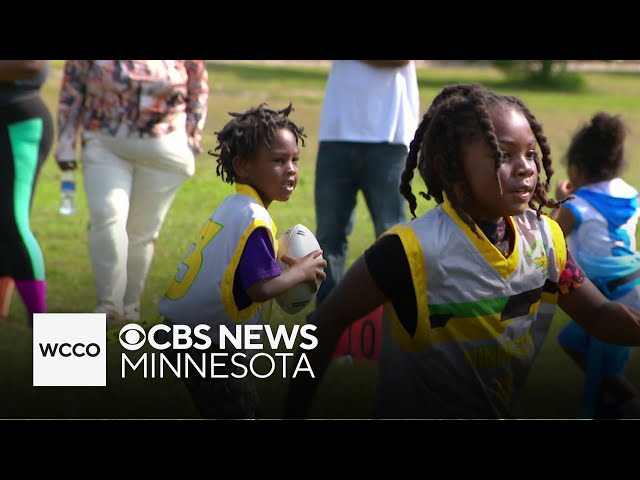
[33,313,107,387]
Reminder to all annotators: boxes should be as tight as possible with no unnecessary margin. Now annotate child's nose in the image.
[515,155,535,176]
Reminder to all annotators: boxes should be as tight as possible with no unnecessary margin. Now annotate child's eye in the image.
[526,150,538,161]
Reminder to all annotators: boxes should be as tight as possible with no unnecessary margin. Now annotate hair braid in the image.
[209,103,306,184]
[400,111,430,218]
[440,86,503,235]
[470,90,505,195]
[508,97,563,217]
[401,84,484,219]
[403,83,562,236]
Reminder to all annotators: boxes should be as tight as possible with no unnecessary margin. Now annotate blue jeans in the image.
[314,141,408,305]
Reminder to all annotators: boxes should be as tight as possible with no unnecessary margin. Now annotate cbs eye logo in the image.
[119,324,147,351]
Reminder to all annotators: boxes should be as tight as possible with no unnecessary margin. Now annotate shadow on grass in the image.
[417,74,589,93]
[209,61,592,94]
[208,62,328,85]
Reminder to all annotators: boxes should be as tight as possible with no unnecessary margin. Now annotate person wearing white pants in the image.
[54,60,209,326]
[82,130,194,322]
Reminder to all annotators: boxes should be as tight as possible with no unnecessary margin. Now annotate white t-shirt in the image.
[318,60,420,148]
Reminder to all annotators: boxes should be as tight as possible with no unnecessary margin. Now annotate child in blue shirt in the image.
[552,112,640,419]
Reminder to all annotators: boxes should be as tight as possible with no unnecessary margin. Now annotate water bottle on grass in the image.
[59,170,76,215]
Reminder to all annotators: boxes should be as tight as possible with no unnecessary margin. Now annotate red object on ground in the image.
[333,305,383,361]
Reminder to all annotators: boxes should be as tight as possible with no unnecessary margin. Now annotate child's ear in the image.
[568,163,582,185]
[232,155,249,180]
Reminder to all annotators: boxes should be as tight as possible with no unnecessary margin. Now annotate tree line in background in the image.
[491,60,615,90]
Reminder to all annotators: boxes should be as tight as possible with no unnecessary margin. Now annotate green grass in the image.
[3,61,640,419]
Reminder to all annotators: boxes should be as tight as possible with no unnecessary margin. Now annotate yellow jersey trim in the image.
[540,215,567,305]
[441,192,520,279]
[220,188,278,322]
[384,225,431,351]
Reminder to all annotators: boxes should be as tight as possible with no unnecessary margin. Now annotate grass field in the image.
[2,61,640,419]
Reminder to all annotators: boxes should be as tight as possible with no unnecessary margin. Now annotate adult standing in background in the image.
[314,60,420,306]
[0,60,53,326]
[54,60,209,326]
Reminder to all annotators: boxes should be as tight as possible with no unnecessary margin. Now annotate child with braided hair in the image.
[158,103,326,419]
[551,112,640,419]
[284,84,640,419]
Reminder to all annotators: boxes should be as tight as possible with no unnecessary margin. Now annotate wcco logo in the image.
[39,342,101,358]
[33,313,106,387]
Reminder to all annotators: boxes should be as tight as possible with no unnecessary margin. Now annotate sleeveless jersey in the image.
[375,195,566,418]
[158,184,277,346]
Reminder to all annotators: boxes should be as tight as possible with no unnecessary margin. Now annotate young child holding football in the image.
[157,103,326,419]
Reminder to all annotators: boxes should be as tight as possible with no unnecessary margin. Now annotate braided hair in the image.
[210,103,306,184]
[565,111,627,182]
[399,83,563,237]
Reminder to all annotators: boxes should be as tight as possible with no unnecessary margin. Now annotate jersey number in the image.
[165,220,222,300]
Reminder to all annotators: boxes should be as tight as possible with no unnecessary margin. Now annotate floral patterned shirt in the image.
[54,60,209,160]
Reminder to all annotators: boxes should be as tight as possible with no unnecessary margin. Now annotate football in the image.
[275,224,322,315]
